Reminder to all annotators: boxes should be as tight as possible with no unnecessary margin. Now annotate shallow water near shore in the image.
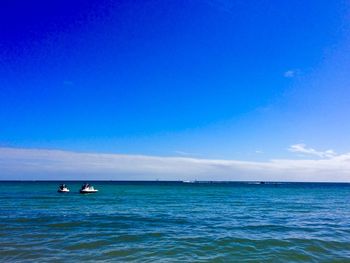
[1,181,350,262]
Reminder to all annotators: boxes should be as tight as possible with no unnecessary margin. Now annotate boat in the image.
[57,184,70,193]
[80,183,98,194]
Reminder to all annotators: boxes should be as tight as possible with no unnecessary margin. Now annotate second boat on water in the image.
[58,184,70,193]
[80,183,98,194]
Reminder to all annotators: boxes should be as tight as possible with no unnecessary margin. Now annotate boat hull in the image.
[58,189,70,193]
[80,190,98,194]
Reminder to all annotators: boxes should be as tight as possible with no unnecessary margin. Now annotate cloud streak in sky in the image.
[288,144,337,158]
[1,147,350,182]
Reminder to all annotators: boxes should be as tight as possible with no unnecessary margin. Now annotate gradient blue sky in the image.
[1,0,350,180]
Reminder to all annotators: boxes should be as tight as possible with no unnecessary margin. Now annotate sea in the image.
[1,181,350,262]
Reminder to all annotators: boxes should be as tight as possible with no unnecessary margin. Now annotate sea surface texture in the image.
[1,181,350,262]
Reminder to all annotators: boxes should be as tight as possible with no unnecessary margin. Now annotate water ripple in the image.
[1,182,350,262]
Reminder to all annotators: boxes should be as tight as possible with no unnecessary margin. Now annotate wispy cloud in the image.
[1,147,350,182]
[288,144,337,158]
[284,70,296,78]
[174,150,201,157]
[63,80,74,86]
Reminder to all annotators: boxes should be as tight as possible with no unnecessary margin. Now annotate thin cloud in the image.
[174,150,192,156]
[284,70,296,78]
[63,80,74,86]
[288,144,337,158]
[174,150,201,157]
[0,147,350,182]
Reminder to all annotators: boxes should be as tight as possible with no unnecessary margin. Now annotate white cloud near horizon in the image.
[1,147,350,182]
[288,144,337,158]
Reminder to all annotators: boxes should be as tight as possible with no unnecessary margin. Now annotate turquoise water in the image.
[1,181,350,262]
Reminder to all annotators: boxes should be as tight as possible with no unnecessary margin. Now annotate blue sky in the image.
[1,1,350,180]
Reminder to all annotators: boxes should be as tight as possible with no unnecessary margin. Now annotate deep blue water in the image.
[1,181,350,262]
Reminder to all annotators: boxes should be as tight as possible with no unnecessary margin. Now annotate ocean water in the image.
[1,181,350,262]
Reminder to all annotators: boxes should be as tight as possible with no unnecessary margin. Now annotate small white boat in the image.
[80,183,98,194]
[58,184,70,193]
[183,180,196,183]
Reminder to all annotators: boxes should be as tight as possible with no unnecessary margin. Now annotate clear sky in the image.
[1,1,350,180]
